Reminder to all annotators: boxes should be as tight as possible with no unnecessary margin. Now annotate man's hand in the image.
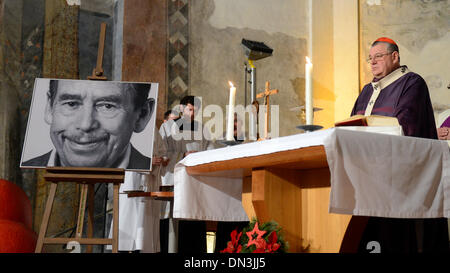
[162,157,169,166]
[437,127,450,140]
[153,156,170,166]
[152,156,164,166]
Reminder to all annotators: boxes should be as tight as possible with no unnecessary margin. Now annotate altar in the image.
[173,128,450,253]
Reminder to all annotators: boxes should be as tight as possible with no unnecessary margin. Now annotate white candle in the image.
[226,81,236,141]
[305,56,313,125]
[249,108,257,140]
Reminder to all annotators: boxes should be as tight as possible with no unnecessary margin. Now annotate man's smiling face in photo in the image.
[45,80,141,167]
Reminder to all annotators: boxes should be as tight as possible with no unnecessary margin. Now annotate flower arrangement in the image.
[221,218,288,253]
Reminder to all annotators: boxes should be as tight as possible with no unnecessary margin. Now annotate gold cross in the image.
[256,81,279,140]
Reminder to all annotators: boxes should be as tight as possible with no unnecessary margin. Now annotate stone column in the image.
[0,0,23,188]
[123,0,168,128]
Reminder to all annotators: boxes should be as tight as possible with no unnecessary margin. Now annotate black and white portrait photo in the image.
[20,78,158,171]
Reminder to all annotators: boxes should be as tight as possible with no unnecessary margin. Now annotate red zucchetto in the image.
[374,37,397,46]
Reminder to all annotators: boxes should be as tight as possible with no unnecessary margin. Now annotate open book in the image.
[335,115,400,127]
[335,115,403,136]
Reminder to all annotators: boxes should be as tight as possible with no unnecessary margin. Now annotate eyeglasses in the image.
[366,52,392,63]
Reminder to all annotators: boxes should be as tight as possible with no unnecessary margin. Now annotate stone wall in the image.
[359,0,450,120]
[189,0,310,138]
[0,0,118,252]
[0,0,43,204]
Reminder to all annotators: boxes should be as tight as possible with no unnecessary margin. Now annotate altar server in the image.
[159,95,215,253]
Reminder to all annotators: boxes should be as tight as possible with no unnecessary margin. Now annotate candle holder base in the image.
[296,124,323,132]
[219,140,244,146]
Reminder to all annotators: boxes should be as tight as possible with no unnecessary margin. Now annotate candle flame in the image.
[228,81,234,88]
[305,56,311,64]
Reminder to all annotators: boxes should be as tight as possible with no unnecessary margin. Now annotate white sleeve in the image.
[153,128,167,157]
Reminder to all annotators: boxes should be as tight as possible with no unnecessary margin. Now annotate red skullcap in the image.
[375,37,397,46]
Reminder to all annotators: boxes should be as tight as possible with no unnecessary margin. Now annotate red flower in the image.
[266,231,281,252]
[251,238,267,253]
[255,238,266,249]
[252,231,281,253]
[246,222,266,248]
[265,242,280,252]
[221,220,286,253]
[220,229,242,253]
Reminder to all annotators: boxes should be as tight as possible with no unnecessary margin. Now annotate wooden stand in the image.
[35,23,120,253]
[127,187,178,253]
[127,191,174,201]
[35,167,124,253]
[87,22,107,80]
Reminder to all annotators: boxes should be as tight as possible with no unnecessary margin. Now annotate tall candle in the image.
[249,107,257,140]
[305,56,313,125]
[226,81,236,141]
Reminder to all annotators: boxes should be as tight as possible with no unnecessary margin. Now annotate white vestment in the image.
[159,118,215,218]
[108,130,167,252]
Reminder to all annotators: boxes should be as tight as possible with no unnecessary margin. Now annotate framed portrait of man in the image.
[20,78,158,171]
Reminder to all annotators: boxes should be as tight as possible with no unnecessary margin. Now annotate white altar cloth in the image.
[325,129,449,218]
[173,128,449,220]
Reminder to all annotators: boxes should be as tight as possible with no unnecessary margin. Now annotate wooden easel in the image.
[87,22,107,80]
[256,81,279,140]
[35,23,121,253]
[35,168,124,253]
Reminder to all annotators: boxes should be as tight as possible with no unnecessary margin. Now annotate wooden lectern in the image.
[186,145,358,253]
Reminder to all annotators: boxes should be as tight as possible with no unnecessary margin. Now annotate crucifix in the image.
[256,81,279,140]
